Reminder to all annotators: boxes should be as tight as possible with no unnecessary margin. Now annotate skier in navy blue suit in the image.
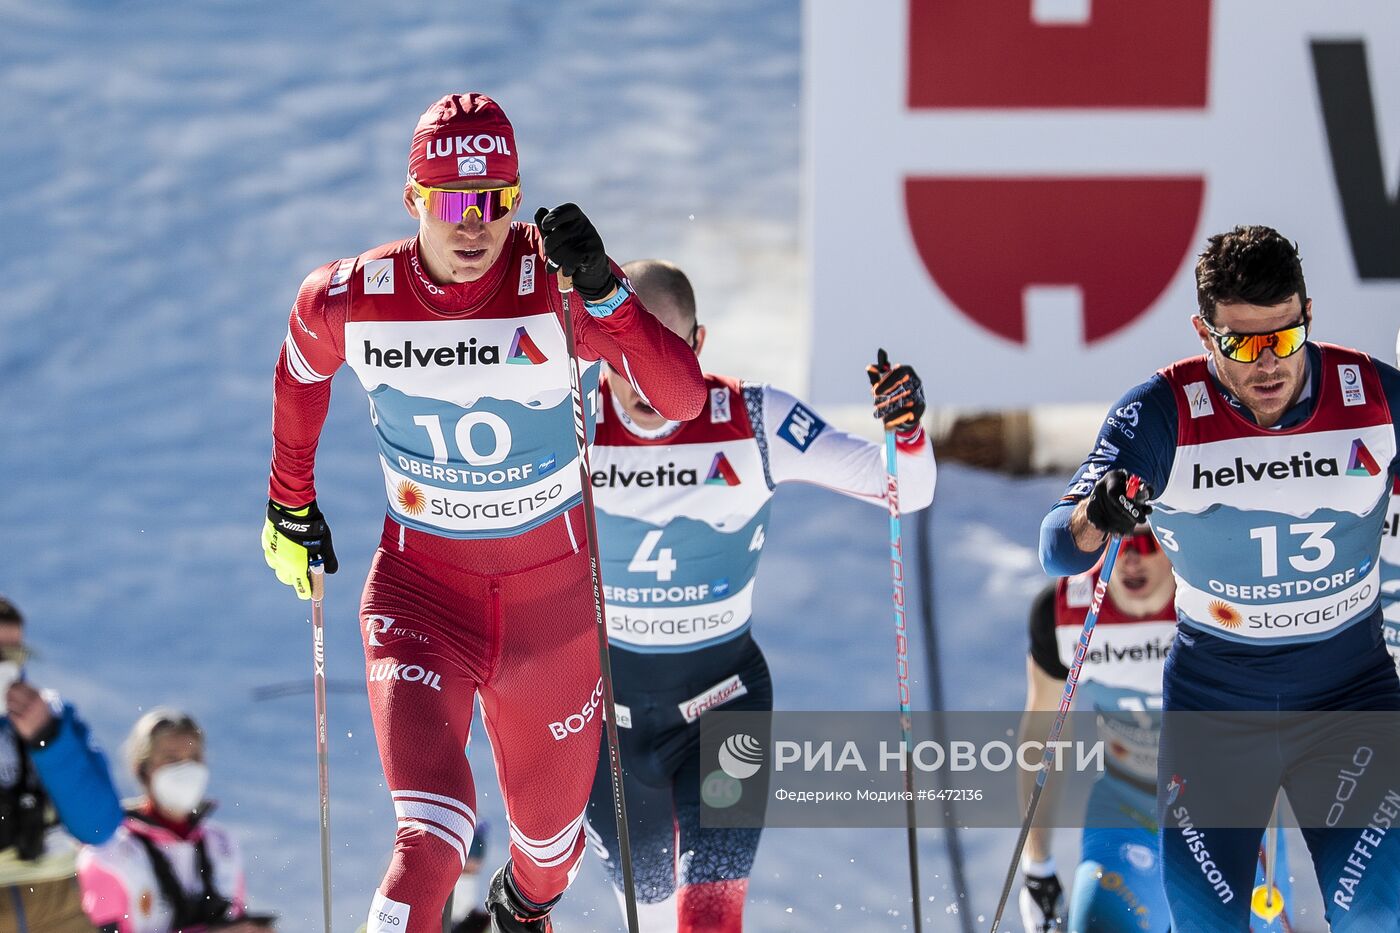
[1040,226,1400,931]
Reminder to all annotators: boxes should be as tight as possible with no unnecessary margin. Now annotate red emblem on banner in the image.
[905,0,1211,345]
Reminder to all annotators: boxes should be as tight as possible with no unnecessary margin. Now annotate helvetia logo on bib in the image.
[1190,451,1338,489]
[507,326,548,365]
[705,452,741,486]
[396,480,427,516]
[1347,438,1381,477]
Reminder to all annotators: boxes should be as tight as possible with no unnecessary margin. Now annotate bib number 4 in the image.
[629,530,678,582]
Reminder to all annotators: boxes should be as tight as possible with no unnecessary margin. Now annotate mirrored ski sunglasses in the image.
[410,180,521,224]
[1203,320,1308,364]
[1121,531,1160,556]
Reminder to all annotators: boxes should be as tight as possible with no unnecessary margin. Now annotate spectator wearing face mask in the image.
[76,710,274,932]
[0,594,123,933]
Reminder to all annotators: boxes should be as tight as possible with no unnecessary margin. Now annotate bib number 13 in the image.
[1249,522,1335,577]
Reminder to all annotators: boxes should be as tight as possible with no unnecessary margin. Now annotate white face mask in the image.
[149,760,209,818]
[0,662,22,694]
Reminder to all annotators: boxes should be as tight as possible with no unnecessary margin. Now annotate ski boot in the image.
[486,864,557,932]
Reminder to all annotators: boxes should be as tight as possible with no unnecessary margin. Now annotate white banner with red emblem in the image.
[805,0,1400,406]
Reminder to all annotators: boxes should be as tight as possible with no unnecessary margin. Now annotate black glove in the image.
[866,348,926,433]
[1084,469,1153,536]
[1018,871,1064,931]
[534,204,616,302]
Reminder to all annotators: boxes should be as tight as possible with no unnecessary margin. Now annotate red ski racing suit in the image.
[269,227,704,932]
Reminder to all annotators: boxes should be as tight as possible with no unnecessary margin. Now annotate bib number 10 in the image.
[1249,522,1335,577]
[412,413,512,466]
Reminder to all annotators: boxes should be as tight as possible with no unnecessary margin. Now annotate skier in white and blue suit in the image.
[583,260,935,932]
[1040,226,1400,931]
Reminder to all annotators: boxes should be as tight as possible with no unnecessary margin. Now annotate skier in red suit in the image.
[259,93,706,933]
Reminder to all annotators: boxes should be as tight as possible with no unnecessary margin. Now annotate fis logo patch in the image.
[507,326,548,365]
[364,258,394,294]
[777,403,825,451]
[518,255,536,295]
[1185,381,1213,419]
[706,452,741,486]
[457,155,487,176]
[1066,572,1094,608]
[1348,438,1381,477]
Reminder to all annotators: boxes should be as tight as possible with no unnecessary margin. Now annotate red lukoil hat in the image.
[408,93,519,188]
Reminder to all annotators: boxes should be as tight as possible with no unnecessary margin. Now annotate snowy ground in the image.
[2,2,1331,930]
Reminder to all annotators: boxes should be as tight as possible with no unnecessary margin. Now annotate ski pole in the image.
[1252,795,1289,928]
[881,385,924,933]
[913,502,974,933]
[310,562,333,933]
[989,476,1142,933]
[553,270,640,933]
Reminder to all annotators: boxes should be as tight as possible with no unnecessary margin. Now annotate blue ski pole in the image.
[989,475,1143,933]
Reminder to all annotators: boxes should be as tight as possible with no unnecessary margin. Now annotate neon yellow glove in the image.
[262,499,337,600]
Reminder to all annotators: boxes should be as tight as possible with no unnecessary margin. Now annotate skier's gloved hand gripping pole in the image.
[868,348,926,933]
[263,500,339,599]
[536,203,641,933]
[534,204,617,302]
[989,472,1150,933]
